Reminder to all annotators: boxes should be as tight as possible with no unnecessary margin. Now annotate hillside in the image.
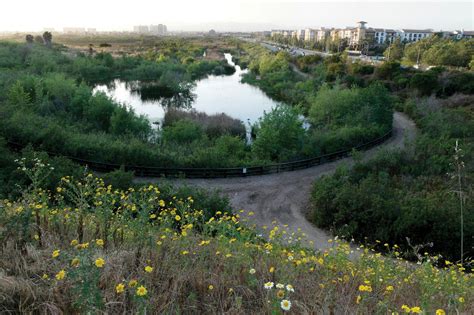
[0,163,472,313]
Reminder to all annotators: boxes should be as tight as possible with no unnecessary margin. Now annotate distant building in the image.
[158,24,167,35]
[63,27,86,34]
[372,29,397,44]
[296,29,305,41]
[445,30,474,39]
[133,25,149,34]
[316,28,331,42]
[397,29,433,42]
[304,29,316,41]
[150,24,167,35]
[86,28,97,34]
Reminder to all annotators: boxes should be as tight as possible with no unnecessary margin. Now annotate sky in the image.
[0,0,472,32]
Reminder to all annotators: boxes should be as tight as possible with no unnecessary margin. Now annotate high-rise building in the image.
[133,25,149,34]
[149,24,168,35]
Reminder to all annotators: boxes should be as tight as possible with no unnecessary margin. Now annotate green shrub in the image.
[410,71,439,96]
[102,166,135,190]
[252,105,306,162]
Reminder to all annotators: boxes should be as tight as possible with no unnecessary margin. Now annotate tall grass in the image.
[164,108,246,139]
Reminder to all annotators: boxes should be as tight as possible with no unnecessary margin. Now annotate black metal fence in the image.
[7,129,393,178]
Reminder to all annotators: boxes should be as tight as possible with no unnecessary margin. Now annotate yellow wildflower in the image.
[71,257,80,267]
[95,258,105,268]
[129,279,138,287]
[145,266,153,273]
[136,285,147,296]
[358,284,372,292]
[116,283,125,294]
[435,310,445,315]
[52,250,60,258]
[96,239,104,246]
[55,270,66,280]
[401,305,411,313]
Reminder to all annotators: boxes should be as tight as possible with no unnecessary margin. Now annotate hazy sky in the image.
[1,0,472,32]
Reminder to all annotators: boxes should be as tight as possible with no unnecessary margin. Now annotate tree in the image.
[422,39,473,67]
[43,31,53,48]
[252,105,306,162]
[25,34,34,44]
[383,38,404,61]
[34,35,44,44]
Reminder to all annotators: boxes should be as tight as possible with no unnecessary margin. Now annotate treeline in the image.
[384,36,474,68]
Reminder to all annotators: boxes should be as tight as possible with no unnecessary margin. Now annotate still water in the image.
[93,53,279,126]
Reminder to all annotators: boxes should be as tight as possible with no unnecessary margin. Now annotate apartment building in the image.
[296,29,306,41]
[397,29,433,42]
[373,29,397,44]
[304,29,315,41]
[443,30,474,39]
[316,28,331,42]
[270,22,441,50]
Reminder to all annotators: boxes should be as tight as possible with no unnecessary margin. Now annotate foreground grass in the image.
[0,161,472,314]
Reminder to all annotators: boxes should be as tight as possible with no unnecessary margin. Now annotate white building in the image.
[449,30,474,39]
[133,25,149,34]
[373,29,397,44]
[397,29,433,42]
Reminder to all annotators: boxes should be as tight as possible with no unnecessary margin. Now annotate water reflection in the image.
[93,53,279,126]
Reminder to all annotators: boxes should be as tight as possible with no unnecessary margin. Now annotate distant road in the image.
[244,37,383,64]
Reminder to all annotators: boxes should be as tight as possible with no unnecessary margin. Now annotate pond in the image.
[93,53,279,128]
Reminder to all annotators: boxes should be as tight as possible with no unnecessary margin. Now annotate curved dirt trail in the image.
[136,112,417,251]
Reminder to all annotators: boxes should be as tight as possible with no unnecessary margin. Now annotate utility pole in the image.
[454,140,465,264]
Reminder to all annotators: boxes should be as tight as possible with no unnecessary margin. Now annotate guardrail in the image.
[7,129,393,178]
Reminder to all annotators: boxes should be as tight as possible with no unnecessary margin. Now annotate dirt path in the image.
[136,112,417,251]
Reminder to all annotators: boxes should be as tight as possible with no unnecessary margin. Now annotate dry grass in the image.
[0,163,473,314]
[164,108,246,139]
